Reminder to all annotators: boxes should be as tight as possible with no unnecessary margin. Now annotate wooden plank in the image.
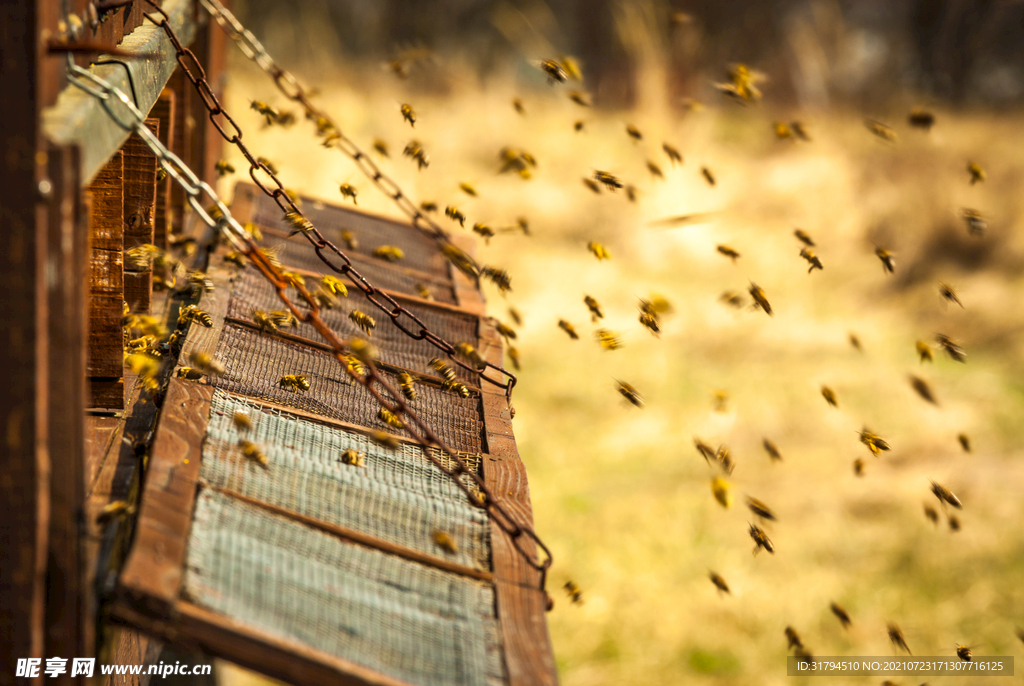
[150,91,175,250]
[122,120,160,312]
[167,71,192,240]
[87,151,125,404]
[177,262,235,365]
[119,379,209,615]
[478,322,558,686]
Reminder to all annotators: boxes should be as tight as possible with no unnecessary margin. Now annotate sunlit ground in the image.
[213,44,1024,686]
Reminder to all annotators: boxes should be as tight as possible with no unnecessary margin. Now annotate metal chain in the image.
[64,56,552,591]
[138,0,517,403]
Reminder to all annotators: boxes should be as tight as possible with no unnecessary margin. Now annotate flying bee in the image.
[459,182,477,197]
[924,503,939,525]
[935,333,965,363]
[909,375,938,405]
[339,448,365,467]
[594,329,623,351]
[558,319,579,340]
[714,446,735,475]
[853,458,865,476]
[232,410,253,432]
[646,160,664,179]
[799,248,823,272]
[238,439,268,469]
[616,380,643,408]
[215,160,235,176]
[875,247,895,273]
[372,138,389,157]
[278,374,310,393]
[472,223,495,244]
[958,433,970,452]
[507,307,523,327]
[821,386,838,407]
[432,529,458,554]
[908,109,935,130]
[574,120,585,132]
[429,357,458,383]
[790,121,811,140]
[638,309,660,336]
[455,342,486,369]
[564,581,583,604]
[763,438,781,462]
[398,372,417,401]
[400,103,416,127]
[967,161,985,184]
[960,208,986,237]
[701,167,716,186]
[283,210,313,237]
[594,170,623,191]
[711,477,732,508]
[949,514,961,531]
[251,308,278,334]
[537,59,567,84]
[887,623,912,655]
[916,339,933,363]
[338,183,358,205]
[626,185,639,202]
[955,644,975,661]
[176,367,203,380]
[403,140,429,169]
[662,142,682,165]
[512,97,525,115]
[748,283,772,316]
[584,295,603,322]
[568,90,591,107]
[849,333,862,351]
[709,572,730,595]
[494,320,517,341]
[370,430,399,449]
[785,626,803,650]
[749,523,774,555]
[348,337,378,365]
[694,438,716,465]
[930,480,962,509]
[746,496,776,521]
[507,346,520,370]
[859,428,890,457]
[480,266,512,293]
[865,119,897,142]
[445,206,466,227]
[378,408,404,430]
[625,123,642,141]
[190,351,224,376]
[373,245,405,262]
[588,241,611,260]
[224,251,247,267]
[349,310,376,335]
[420,201,437,213]
[250,100,278,121]
[715,63,764,102]
[269,310,298,330]
[319,275,348,298]
[830,602,852,629]
[583,177,601,194]
[794,229,815,246]
[716,244,740,262]
[719,291,744,309]
[938,282,963,308]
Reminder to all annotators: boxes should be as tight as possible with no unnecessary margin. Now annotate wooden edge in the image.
[447,233,487,316]
[110,600,416,686]
[118,379,209,615]
[478,322,558,686]
[177,261,236,366]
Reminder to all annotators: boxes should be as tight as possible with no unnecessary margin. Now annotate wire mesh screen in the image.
[210,323,485,453]
[255,231,458,305]
[184,488,505,686]
[227,268,480,382]
[204,390,490,570]
[246,189,451,277]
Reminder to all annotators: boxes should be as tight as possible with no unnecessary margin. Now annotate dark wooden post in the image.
[151,91,176,250]
[122,120,159,314]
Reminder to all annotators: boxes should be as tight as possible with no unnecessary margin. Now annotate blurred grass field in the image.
[214,44,1024,686]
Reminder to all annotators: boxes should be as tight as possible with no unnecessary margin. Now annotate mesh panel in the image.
[248,191,450,276]
[205,390,490,570]
[257,231,458,305]
[184,489,504,686]
[210,323,485,453]
[227,268,480,382]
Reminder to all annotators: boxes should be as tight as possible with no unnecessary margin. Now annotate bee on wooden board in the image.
[178,304,212,328]
[278,374,310,393]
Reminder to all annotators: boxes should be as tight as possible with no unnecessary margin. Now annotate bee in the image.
[178,305,213,328]
[96,499,136,525]
[935,333,966,363]
[624,185,637,203]
[494,320,517,341]
[414,284,433,301]
[821,386,838,407]
[774,122,793,139]
[432,529,458,554]
[859,428,890,457]
[537,59,567,84]
[564,580,583,604]
[584,295,603,322]
[283,210,314,238]
[930,480,962,509]
[512,98,525,115]
[258,247,281,268]
[349,310,376,335]
[403,140,429,170]
[594,171,623,191]
[278,374,310,393]
[400,103,416,127]
[215,160,235,176]
[480,266,512,293]
[875,247,895,273]
[397,372,417,401]
[711,477,732,508]
[791,121,811,141]
[442,243,478,280]
[623,124,642,141]
[176,367,203,380]
[507,307,523,327]
[378,408,404,430]
[793,646,813,665]
[799,248,823,273]
[849,333,862,351]
[445,206,466,227]
[574,120,585,132]
[588,241,611,260]
[594,329,623,351]
[348,337,378,365]
[373,245,404,262]
[224,251,247,267]
[949,514,961,531]
[256,156,278,175]
[785,626,803,650]
[455,342,486,369]
[854,458,865,476]
[938,282,963,308]
[371,138,389,157]
[749,523,774,555]
[442,379,471,397]
[338,183,358,205]
[960,208,986,237]
[762,438,782,462]
[339,448,365,467]
[370,430,399,449]
[967,161,985,184]
[238,439,268,469]
[865,119,897,142]
[638,303,660,336]
[701,167,716,186]
[887,623,912,655]
[955,644,973,661]
[748,283,772,316]
[558,319,579,340]
[694,438,716,465]
[958,433,970,453]
[419,201,437,213]
[568,90,591,107]
[472,223,495,244]
[713,390,728,413]
[909,375,938,405]
[916,340,933,363]
[516,217,530,236]
[646,160,664,179]
[459,182,478,198]
[429,357,458,383]
[232,411,253,432]
[908,109,935,130]
[583,177,601,194]
[715,64,764,102]
[250,100,278,121]
[830,602,852,629]
[709,572,730,595]
[794,229,815,246]
[269,310,298,330]
[124,243,163,271]
[251,308,278,334]
[616,380,643,408]
[714,446,735,474]
[719,291,744,309]
[312,285,339,310]
[662,142,683,165]
[716,244,740,262]
[924,504,939,525]
[190,351,224,376]
[746,496,776,521]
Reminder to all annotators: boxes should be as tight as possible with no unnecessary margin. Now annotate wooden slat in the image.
[479,322,558,686]
[122,120,160,313]
[167,71,192,240]
[118,379,208,614]
[150,91,175,250]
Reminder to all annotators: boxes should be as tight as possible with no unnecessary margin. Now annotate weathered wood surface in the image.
[150,92,175,251]
[122,120,159,313]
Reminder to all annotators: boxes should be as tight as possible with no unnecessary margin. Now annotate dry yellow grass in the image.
[214,49,1024,686]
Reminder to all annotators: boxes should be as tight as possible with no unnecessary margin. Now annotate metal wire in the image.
[65,51,552,590]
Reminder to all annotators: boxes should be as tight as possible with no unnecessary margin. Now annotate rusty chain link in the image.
[65,52,553,592]
[138,0,518,403]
